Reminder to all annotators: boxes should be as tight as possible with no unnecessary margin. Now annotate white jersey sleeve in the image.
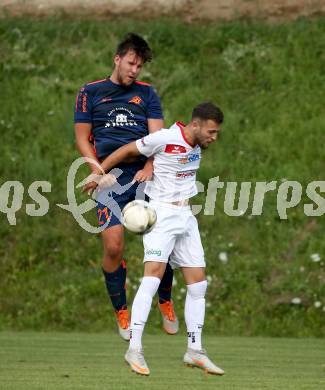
[135,130,167,157]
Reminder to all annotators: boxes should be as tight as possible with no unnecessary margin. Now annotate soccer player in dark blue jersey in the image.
[74,33,178,340]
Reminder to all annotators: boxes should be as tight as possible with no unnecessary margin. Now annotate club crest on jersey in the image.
[164,144,187,154]
[104,107,137,128]
[129,96,142,105]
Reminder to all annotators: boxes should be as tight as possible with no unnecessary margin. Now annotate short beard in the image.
[117,71,132,87]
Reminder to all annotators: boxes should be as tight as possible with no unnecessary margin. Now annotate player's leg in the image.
[125,208,176,375]
[97,201,129,340]
[97,170,141,340]
[173,213,224,375]
[130,261,166,349]
[181,266,207,351]
[157,262,179,334]
[136,190,178,334]
[181,267,223,375]
[171,212,206,353]
[101,224,126,302]
[125,261,167,375]
[157,262,173,303]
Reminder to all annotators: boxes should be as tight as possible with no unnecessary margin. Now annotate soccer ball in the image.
[122,200,157,234]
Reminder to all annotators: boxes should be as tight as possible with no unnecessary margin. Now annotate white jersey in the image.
[135,122,201,202]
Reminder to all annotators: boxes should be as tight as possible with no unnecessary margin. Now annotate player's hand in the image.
[133,167,153,182]
[98,173,117,189]
[78,172,102,195]
[77,170,102,195]
[84,181,98,195]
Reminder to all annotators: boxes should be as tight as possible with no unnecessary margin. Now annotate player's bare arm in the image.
[74,123,99,170]
[82,142,141,192]
[99,142,141,188]
[75,122,102,193]
[133,118,164,182]
[101,142,140,173]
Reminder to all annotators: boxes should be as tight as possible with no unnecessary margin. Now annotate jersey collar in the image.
[176,121,195,148]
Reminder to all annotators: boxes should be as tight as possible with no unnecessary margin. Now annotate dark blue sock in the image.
[158,262,173,304]
[102,260,127,312]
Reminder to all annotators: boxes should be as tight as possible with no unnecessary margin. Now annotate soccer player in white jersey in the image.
[89,102,224,376]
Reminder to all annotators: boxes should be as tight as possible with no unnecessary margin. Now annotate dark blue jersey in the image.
[74,78,163,161]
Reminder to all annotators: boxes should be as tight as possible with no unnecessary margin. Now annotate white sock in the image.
[185,280,207,351]
[129,276,161,349]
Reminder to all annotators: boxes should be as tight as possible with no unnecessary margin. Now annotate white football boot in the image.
[125,347,150,376]
[184,348,224,375]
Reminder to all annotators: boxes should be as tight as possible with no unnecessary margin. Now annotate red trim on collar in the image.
[135,80,151,86]
[176,121,195,147]
[86,78,107,86]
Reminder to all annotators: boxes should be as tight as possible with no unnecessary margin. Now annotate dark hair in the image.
[116,33,153,63]
[192,102,224,124]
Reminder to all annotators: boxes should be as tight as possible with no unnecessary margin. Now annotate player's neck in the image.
[182,125,196,147]
[109,71,120,85]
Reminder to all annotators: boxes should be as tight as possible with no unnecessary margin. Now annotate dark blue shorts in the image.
[95,165,147,229]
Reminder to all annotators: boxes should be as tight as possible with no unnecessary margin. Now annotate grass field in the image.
[0,332,324,390]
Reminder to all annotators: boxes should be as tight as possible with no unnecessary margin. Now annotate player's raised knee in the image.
[144,261,166,279]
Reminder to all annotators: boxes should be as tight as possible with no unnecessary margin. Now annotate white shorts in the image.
[143,200,205,269]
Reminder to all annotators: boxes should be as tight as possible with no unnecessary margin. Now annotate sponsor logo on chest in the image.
[176,170,196,179]
[164,144,187,154]
[177,153,200,164]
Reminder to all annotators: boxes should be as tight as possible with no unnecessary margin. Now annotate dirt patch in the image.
[194,0,325,21]
[1,0,324,21]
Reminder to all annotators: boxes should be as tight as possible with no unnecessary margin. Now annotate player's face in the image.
[195,119,221,149]
[114,50,144,86]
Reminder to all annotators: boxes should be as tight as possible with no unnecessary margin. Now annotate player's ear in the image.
[114,54,121,66]
[192,118,201,131]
